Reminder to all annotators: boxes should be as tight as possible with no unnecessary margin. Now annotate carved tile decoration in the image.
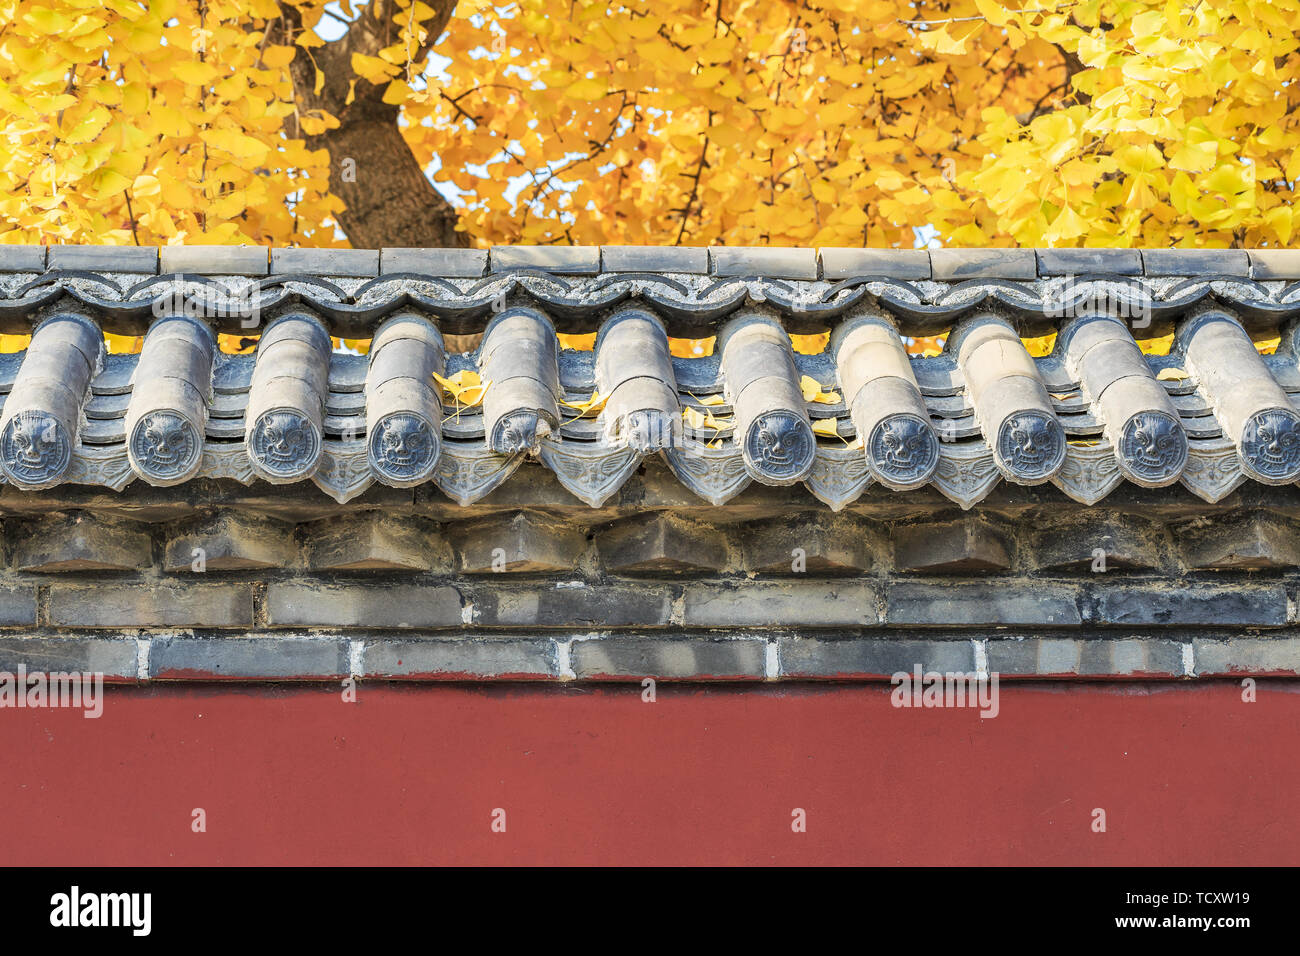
[804,443,872,511]
[311,440,373,503]
[994,411,1066,483]
[1181,438,1246,503]
[64,443,134,491]
[248,410,321,482]
[932,441,1001,510]
[1,411,71,488]
[742,410,815,485]
[867,414,939,489]
[664,438,751,505]
[129,411,201,484]
[1116,411,1188,487]
[433,440,523,506]
[1238,407,1300,484]
[1053,441,1123,506]
[539,437,641,507]
[368,411,440,487]
[200,443,257,484]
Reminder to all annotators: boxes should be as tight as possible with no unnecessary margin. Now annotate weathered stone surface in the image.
[1142,248,1249,276]
[1194,637,1300,676]
[364,637,557,679]
[0,587,38,626]
[887,582,1081,626]
[893,515,1011,572]
[490,245,600,274]
[470,583,673,628]
[1248,249,1300,280]
[1173,511,1300,569]
[1093,585,1287,627]
[597,513,730,573]
[710,246,818,279]
[50,583,254,628]
[160,245,269,275]
[266,582,463,628]
[380,247,487,277]
[931,249,1036,280]
[778,636,975,678]
[302,512,448,571]
[49,245,158,273]
[0,245,47,272]
[12,512,153,572]
[1036,249,1143,276]
[1027,511,1165,571]
[601,246,709,273]
[0,636,136,678]
[986,637,1184,677]
[270,248,379,276]
[450,510,586,573]
[165,511,295,571]
[149,635,348,679]
[570,635,766,679]
[741,514,874,573]
[819,248,930,279]
[683,580,878,627]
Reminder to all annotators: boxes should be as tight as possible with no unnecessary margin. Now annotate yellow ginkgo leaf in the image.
[434,370,490,407]
[688,391,726,407]
[811,417,842,437]
[1156,367,1188,382]
[799,375,842,404]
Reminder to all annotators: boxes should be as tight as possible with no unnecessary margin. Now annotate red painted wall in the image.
[2,681,1297,866]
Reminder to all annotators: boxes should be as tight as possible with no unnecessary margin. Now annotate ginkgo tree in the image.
[1,0,1298,251]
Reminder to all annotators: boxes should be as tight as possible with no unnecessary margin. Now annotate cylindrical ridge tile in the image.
[1061,315,1187,487]
[1180,311,1300,483]
[478,308,560,454]
[954,316,1065,483]
[595,310,680,451]
[0,313,103,489]
[366,313,444,487]
[125,315,216,485]
[244,313,330,482]
[832,314,939,489]
[719,314,815,485]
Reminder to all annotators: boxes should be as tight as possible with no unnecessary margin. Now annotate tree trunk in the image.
[272,1,466,248]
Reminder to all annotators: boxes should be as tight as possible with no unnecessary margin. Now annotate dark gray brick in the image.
[601,246,709,273]
[449,511,585,573]
[149,636,348,679]
[1174,511,1300,570]
[490,245,600,274]
[1193,637,1300,676]
[893,515,1010,572]
[380,247,488,277]
[1141,248,1249,276]
[742,514,874,573]
[364,637,556,679]
[302,513,448,572]
[710,246,818,279]
[930,249,1036,280]
[13,512,154,572]
[266,582,463,628]
[598,513,729,573]
[888,582,1081,626]
[778,636,974,678]
[570,635,766,680]
[0,637,136,679]
[471,583,672,628]
[819,248,930,280]
[986,637,1184,677]
[683,581,877,627]
[0,587,37,626]
[1036,249,1143,276]
[270,248,379,276]
[159,245,269,275]
[1094,585,1287,627]
[165,511,295,572]
[0,245,47,272]
[1248,249,1300,280]
[50,583,253,628]
[49,245,158,273]
[1028,512,1164,571]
